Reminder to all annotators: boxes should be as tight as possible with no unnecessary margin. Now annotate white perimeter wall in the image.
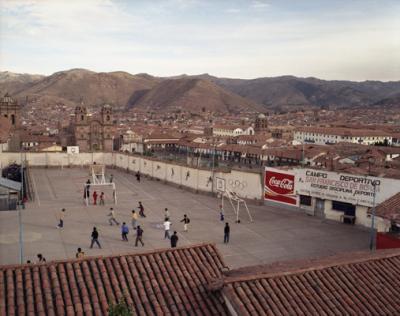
[0,152,263,201]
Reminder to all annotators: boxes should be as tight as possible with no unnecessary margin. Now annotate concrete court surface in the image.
[0,167,370,268]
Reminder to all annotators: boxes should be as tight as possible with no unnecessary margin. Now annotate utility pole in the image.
[19,150,24,264]
[211,138,216,193]
[369,182,377,251]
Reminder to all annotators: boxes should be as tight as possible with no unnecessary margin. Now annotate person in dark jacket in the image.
[121,222,129,241]
[180,214,190,232]
[90,227,101,248]
[135,225,144,247]
[37,253,46,263]
[224,223,230,244]
[138,201,146,217]
[170,231,178,248]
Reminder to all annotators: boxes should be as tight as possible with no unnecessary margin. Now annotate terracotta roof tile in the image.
[217,249,400,316]
[372,192,400,223]
[0,243,228,316]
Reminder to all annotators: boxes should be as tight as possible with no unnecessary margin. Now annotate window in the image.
[81,115,84,121]
[106,115,110,121]
[332,201,355,216]
[300,195,312,206]
[11,114,15,125]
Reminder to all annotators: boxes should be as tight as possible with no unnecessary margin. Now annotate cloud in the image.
[226,8,241,14]
[0,0,399,80]
[250,1,269,9]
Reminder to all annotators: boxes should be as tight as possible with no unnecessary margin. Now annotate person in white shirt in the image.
[163,218,172,239]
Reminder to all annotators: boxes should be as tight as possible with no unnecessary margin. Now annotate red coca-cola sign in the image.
[264,168,297,205]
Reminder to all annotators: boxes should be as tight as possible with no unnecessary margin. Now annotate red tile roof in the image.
[211,249,400,316]
[0,243,229,316]
[372,192,400,223]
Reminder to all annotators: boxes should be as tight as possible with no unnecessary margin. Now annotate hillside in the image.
[0,71,45,95]
[129,78,264,113]
[207,76,400,109]
[14,69,160,109]
[1,69,400,113]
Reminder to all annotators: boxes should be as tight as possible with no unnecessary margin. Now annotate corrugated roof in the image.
[0,177,21,191]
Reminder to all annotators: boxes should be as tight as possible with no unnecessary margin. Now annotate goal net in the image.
[84,163,117,205]
[220,189,253,223]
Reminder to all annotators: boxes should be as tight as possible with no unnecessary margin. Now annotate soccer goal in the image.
[83,164,117,206]
[220,189,253,223]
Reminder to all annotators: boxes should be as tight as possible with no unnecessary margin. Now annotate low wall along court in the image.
[0,152,264,201]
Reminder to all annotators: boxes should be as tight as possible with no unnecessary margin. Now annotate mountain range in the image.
[1,69,399,114]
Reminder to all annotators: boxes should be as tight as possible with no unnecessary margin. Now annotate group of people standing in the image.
[84,179,105,205]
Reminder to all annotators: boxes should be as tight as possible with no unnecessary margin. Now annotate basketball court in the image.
[0,167,370,268]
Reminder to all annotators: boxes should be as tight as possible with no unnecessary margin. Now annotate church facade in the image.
[0,93,21,129]
[73,105,114,151]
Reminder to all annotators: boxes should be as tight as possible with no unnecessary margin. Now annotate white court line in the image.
[117,172,155,200]
[30,170,41,206]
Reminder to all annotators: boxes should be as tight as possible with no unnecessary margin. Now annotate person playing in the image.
[90,227,101,248]
[180,214,190,232]
[75,247,85,258]
[171,231,179,248]
[121,222,129,241]
[131,210,138,230]
[108,207,120,225]
[219,204,225,221]
[37,254,46,263]
[163,218,172,239]
[99,192,105,205]
[224,223,230,244]
[135,225,144,247]
[164,208,170,219]
[138,201,146,217]
[136,171,141,182]
[86,179,91,199]
[57,208,66,228]
[93,191,98,205]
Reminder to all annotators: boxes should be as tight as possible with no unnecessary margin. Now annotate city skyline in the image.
[1,0,399,81]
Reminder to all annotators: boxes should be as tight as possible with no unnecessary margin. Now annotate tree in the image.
[108,298,133,316]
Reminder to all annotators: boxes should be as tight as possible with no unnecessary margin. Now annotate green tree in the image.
[108,298,133,316]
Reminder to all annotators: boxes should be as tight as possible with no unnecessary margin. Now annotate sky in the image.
[1,0,399,81]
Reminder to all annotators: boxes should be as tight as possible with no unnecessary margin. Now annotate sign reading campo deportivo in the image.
[295,168,400,207]
[264,167,298,206]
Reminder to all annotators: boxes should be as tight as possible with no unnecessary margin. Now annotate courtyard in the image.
[0,167,370,268]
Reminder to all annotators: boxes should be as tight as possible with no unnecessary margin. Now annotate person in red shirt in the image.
[93,191,98,205]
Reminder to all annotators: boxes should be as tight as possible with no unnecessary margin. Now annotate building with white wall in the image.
[294,127,392,146]
[213,124,255,137]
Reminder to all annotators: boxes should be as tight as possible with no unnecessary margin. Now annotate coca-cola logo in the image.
[265,171,295,195]
[269,177,294,190]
